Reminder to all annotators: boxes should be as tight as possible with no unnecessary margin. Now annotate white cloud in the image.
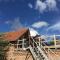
[29,28,39,36]
[35,0,47,13]
[35,0,58,13]
[32,21,49,28]
[46,0,57,11]
[28,3,33,8]
[47,22,60,31]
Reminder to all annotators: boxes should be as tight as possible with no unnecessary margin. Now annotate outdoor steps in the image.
[29,46,39,60]
[37,46,49,60]
[29,45,49,60]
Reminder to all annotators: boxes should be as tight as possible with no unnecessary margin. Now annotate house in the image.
[1,28,30,50]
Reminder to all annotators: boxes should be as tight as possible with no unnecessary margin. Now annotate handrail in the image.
[41,35,60,38]
[29,45,37,60]
[30,37,49,60]
[30,36,60,60]
[42,42,60,60]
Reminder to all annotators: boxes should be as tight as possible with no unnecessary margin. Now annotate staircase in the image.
[37,46,48,60]
[29,45,49,60]
[29,37,49,60]
[29,45,38,60]
[29,36,60,60]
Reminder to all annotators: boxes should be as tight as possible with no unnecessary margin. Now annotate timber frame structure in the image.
[0,28,60,60]
[1,28,30,50]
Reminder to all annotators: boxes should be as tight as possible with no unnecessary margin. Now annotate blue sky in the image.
[0,0,60,36]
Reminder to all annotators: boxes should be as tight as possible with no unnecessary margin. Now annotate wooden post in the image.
[33,38,34,49]
[29,35,30,45]
[39,37,40,47]
[22,39,24,49]
[39,37,42,48]
[22,39,26,50]
[17,40,19,50]
[17,42,18,50]
[54,35,56,49]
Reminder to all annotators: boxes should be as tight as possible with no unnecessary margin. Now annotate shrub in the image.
[0,40,9,60]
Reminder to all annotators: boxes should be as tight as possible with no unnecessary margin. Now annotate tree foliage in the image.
[48,40,54,45]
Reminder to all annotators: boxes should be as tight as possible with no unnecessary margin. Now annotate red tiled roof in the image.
[3,28,29,41]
